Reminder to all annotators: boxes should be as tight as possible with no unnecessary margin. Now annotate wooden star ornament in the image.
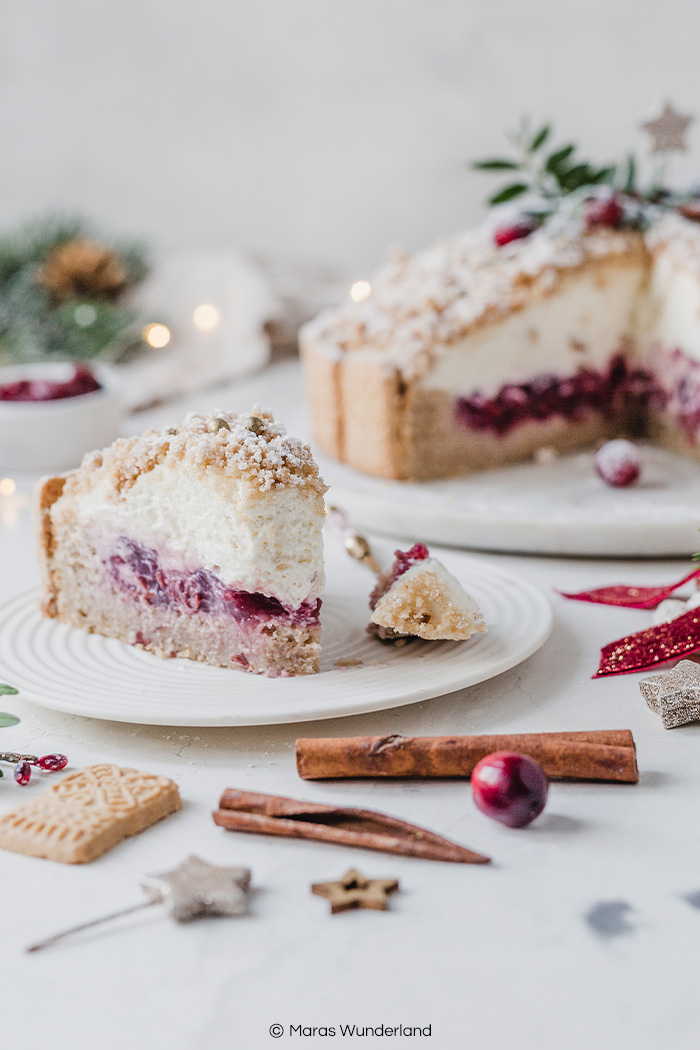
[640,102,694,153]
[312,868,399,914]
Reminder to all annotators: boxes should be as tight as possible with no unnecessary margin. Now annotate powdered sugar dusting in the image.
[301,215,644,380]
[646,212,700,271]
[77,409,327,496]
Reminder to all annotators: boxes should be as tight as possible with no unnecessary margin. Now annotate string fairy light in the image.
[192,304,221,331]
[142,323,171,349]
[350,280,371,303]
[0,478,16,496]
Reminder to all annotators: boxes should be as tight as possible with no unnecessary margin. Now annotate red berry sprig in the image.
[0,751,68,786]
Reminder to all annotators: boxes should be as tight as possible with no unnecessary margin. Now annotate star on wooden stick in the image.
[312,868,399,914]
[641,102,694,153]
[639,659,700,728]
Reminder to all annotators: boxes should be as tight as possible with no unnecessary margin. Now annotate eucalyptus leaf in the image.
[596,166,617,185]
[472,159,520,171]
[0,712,20,728]
[489,183,529,205]
[529,125,551,152]
[545,145,575,174]
[0,683,18,696]
[559,164,595,191]
[624,155,637,193]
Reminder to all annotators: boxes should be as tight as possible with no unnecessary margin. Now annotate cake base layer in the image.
[405,396,625,480]
[40,518,321,678]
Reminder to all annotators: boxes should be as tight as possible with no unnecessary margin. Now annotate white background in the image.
[1,0,699,279]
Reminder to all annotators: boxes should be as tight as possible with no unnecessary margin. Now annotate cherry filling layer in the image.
[0,365,101,402]
[104,537,321,628]
[455,355,659,436]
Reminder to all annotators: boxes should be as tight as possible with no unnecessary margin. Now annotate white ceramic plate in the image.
[0,542,551,726]
[318,443,700,557]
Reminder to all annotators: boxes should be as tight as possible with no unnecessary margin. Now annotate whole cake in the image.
[36,410,327,677]
[300,129,700,481]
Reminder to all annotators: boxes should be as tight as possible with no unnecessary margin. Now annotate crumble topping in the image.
[75,409,327,496]
[301,213,700,381]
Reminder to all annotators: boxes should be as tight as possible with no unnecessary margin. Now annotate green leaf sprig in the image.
[472,119,623,209]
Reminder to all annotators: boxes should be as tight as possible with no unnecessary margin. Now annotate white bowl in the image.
[0,362,123,471]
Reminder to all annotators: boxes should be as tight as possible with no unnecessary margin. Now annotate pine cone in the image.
[37,238,128,300]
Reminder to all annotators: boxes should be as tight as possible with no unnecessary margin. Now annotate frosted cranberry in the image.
[472,751,548,828]
[37,753,68,772]
[14,760,32,785]
[594,439,641,487]
[585,195,624,229]
[494,219,536,247]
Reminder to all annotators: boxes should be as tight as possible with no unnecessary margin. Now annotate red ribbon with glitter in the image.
[595,608,700,677]
[560,568,700,610]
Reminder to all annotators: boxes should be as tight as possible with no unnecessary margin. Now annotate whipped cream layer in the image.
[423,262,645,399]
[76,464,325,608]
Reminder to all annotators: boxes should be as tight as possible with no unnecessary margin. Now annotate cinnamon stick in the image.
[213,788,489,864]
[296,730,638,783]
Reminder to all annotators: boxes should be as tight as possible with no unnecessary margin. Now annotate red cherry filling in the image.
[0,364,101,402]
[471,751,549,828]
[455,355,659,436]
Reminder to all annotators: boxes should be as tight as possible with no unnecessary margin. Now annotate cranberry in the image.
[585,195,624,229]
[14,760,32,786]
[37,753,68,772]
[594,439,641,487]
[471,751,548,828]
[494,219,537,247]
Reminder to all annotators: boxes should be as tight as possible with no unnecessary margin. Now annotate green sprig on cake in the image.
[0,216,149,365]
[473,118,700,246]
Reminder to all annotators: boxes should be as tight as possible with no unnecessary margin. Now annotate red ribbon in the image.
[595,608,700,677]
[560,568,700,610]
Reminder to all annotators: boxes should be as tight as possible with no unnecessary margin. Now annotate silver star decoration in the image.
[639,658,700,728]
[640,102,694,153]
[140,854,251,922]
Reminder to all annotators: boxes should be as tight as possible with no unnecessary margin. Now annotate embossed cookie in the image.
[0,764,181,863]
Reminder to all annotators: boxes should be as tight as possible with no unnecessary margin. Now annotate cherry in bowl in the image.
[471,751,549,828]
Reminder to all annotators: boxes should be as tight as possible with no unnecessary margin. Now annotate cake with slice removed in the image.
[299,143,700,482]
[35,410,327,677]
[368,543,487,641]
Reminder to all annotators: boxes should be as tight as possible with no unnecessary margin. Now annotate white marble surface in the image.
[2,367,700,1049]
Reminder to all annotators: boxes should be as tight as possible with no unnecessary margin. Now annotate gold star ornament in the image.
[312,868,399,914]
[641,102,694,153]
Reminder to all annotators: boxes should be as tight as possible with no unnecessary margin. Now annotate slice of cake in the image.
[368,543,487,641]
[36,410,327,677]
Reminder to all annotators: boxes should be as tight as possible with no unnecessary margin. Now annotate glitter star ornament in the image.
[639,659,700,728]
[27,855,252,952]
[312,868,399,914]
[640,102,694,153]
[140,855,251,921]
